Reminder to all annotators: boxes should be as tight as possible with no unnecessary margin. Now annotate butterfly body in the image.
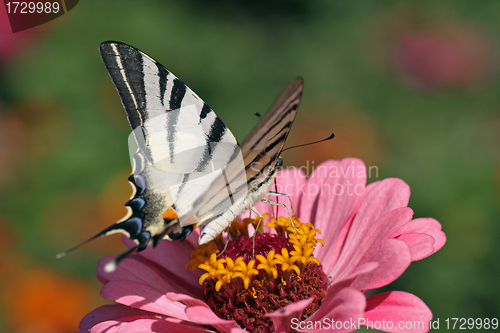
[59,42,303,265]
[197,160,281,244]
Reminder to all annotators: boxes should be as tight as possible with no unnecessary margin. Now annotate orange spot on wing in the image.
[163,208,179,220]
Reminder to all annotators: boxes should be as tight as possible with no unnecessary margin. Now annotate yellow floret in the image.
[289,243,320,267]
[191,214,324,294]
[288,223,324,248]
[266,216,291,235]
[232,258,259,289]
[186,241,219,271]
[198,253,227,291]
[256,249,281,279]
[274,248,300,276]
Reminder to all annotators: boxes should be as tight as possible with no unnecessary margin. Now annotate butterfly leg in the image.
[217,229,231,258]
[261,197,301,235]
[267,191,298,217]
[251,207,264,258]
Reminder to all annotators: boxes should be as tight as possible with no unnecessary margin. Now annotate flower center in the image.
[187,215,328,333]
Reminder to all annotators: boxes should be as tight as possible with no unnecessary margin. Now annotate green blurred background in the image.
[1,1,499,332]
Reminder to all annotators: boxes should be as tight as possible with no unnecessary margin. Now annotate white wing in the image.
[100,41,246,223]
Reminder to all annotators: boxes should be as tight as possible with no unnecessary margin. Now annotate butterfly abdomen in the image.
[197,161,279,245]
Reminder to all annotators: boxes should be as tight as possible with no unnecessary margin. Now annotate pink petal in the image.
[101,280,189,321]
[115,318,216,333]
[396,233,435,261]
[364,291,432,333]
[360,178,411,215]
[185,306,240,333]
[166,292,209,308]
[392,218,446,259]
[330,177,411,271]
[330,207,413,282]
[301,159,368,271]
[328,262,379,291]
[268,298,314,319]
[88,320,128,333]
[107,235,202,291]
[304,288,366,333]
[136,238,201,289]
[230,328,248,333]
[79,304,157,333]
[349,238,411,291]
[86,316,185,333]
[97,256,200,297]
[266,298,313,332]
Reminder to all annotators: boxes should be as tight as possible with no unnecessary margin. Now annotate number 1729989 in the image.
[5,2,60,14]
[444,318,498,329]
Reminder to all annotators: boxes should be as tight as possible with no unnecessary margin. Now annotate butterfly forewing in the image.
[99,41,244,231]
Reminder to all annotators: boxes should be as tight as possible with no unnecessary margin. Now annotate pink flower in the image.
[80,158,445,333]
[395,28,493,91]
[0,4,42,63]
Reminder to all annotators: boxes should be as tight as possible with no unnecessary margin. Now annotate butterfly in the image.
[57,41,303,271]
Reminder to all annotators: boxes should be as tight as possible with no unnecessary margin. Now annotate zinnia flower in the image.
[79,158,445,333]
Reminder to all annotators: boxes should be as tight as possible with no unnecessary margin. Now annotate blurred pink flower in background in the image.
[0,4,42,64]
[80,159,446,333]
[369,5,497,92]
[395,28,493,91]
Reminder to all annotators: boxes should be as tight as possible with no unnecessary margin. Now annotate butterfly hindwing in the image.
[241,78,302,185]
[189,78,303,244]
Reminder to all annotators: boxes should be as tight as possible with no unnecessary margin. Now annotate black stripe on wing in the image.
[200,103,211,122]
[169,78,186,110]
[100,42,150,130]
[197,117,227,171]
[166,79,186,163]
[157,62,168,106]
[99,42,234,147]
[100,42,199,131]
[175,117,230,194]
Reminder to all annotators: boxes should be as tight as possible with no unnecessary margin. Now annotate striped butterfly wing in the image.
[98,41,241,247]
[58,42,302,268]
[240,78,303,185]
[182,78,303,244]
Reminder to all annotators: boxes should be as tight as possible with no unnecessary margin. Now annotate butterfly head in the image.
[276,157,284,169]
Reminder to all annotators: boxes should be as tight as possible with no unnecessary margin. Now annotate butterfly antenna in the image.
[255,112,263,120]
[282,133,335,152]
[103,245,138,273]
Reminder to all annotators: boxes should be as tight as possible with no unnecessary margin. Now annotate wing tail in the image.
[55,217,143,258]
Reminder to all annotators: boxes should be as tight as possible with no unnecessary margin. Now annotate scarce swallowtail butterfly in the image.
[57,41,303,271]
